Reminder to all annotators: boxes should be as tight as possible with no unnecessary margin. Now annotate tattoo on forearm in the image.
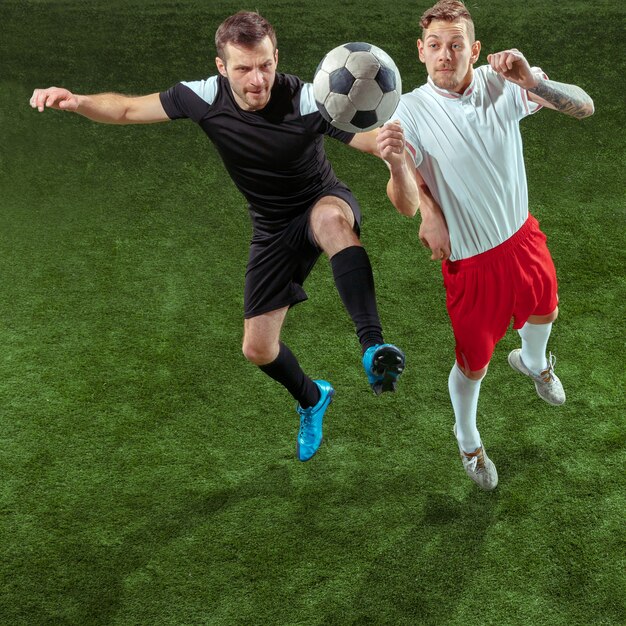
[529,79,594,119]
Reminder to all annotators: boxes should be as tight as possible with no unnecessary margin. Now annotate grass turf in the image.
[1,0,625,624]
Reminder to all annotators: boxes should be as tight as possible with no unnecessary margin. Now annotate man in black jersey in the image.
[30,11,406,462]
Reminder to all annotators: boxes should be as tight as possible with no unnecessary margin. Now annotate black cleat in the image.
[362,344,406,395]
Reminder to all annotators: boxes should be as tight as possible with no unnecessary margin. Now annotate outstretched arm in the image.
[377,122,451,261]
[30,87,169,124]
[487,49,594,119]
[527,78,594,119]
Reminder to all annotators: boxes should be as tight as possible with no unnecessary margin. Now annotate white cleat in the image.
[508,349,566,406]
[453,426,498,491]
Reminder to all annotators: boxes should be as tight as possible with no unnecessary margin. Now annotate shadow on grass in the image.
[332,491,499,625]
[8,458,499,625]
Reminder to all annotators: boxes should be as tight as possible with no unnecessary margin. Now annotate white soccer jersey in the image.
[395,64,545,260]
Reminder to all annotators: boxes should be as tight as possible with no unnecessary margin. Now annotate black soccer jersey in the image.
[160,73,355,232]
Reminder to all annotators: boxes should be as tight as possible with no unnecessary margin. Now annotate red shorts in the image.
[442,215,559,371]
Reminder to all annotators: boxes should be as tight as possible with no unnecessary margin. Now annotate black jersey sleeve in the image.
[159,78,219,123]
[320,117,356,144]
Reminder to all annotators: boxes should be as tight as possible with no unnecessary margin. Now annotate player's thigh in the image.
[512,221,559,326]
[443,263,513,371]
[451,320,502,373]
[244,230,316,319]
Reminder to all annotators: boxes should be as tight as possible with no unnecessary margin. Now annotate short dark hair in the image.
[420,0,475,41]
[215,11,277,61]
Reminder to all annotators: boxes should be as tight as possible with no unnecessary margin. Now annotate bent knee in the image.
[310,207,359,256]
[312,207,353,234]
[528,306,559,325]
[459,364,488,380]
[242,340,278,366]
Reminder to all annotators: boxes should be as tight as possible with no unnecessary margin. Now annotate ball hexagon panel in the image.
[324,92,357,123]
[345,51,381,80]
[320,46,351,74]
[348,78,383,110]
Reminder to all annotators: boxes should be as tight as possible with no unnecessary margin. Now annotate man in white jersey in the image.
[376,0,594,489]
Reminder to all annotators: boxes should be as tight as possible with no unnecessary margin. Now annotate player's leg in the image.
[509,307,565,405]
[519,308,558,372]
[448,360,498,491]
[243,232,335,462]
[442,258,510,491]
[243,306,319,407]
[243,309,334,462]
[309,192,405,394]
[507,217,565,405]
[451,362,487,455]
[309,194,382,349]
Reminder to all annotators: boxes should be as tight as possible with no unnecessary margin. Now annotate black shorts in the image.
[243,182,362,319]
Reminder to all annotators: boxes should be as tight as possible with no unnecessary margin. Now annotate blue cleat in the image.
[362,343,406,395]
[296,380,335,462]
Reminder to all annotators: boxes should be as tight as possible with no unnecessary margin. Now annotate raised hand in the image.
[487,49,538,89]
[376,120,406,169]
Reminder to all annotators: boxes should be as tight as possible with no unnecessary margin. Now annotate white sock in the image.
[518,321,552,374]
[448,363,483,454]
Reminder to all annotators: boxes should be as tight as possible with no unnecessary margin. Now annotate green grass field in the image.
[1,1,625,624]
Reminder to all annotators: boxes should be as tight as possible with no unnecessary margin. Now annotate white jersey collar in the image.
[427,74,476,100]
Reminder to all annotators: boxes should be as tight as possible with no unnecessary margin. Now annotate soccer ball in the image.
[313,42,402,133]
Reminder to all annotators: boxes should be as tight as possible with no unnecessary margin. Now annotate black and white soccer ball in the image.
[313,42,402,133]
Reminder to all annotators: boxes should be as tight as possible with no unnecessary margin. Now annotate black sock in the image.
[331,245,384,352]
[259,342,321,409]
